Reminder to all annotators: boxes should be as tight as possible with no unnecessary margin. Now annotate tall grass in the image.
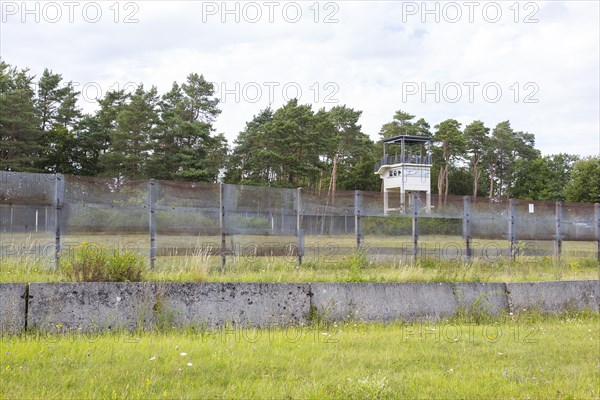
[1,253,598,283]
[59,242,146,282]
[1,234,598,283]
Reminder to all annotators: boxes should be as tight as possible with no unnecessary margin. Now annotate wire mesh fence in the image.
[155,179,221,260]
[1,172,599,268]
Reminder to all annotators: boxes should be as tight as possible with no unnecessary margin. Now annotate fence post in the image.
[220,183,226,272]
[9,204,13,233]
[555,201,563,260]
[508,198,516,261]
[54,173,64,268]
[412,192,419,261]
[595,203,600,262]
[355,190,362,250]
[296,188,304,265]
[148,179,157,269]
[463,196,472,261]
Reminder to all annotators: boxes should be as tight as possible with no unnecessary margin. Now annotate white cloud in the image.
[1,0,598,156]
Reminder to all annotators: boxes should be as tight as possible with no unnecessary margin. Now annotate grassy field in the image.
[2,232,597,255]
[0,233,598,283]
[1,251,599,283]
[1,313,598,399]
[2,233,598,398]
[1,237,599,283]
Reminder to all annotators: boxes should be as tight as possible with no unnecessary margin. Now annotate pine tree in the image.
[102,85,159,179]
[0,61,43,171]
[148,74,223,182]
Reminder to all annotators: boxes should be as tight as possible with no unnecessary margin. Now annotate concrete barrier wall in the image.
[1,280,598,333]
[26,282,310,332]
[452,282,509,316]
[28,282,157,332]
[156,282,310,328]
[310,282,512,322]
[0,283,27,335]
[310,282,457,321]
[506,281,599,313]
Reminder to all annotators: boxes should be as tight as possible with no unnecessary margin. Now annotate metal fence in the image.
[1,171,599,267]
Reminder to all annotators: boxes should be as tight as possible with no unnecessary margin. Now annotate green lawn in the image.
[1,314,598,399]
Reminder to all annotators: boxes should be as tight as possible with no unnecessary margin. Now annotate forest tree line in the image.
[1,61,598,203]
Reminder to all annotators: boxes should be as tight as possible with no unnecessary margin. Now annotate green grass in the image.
[3,232,597,255]
[1,249,598,283]
[1,313,598,399]
[1,233,598,283]
[1,251,599,284]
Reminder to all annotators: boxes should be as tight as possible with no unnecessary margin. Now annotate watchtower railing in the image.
[375,154,432,171]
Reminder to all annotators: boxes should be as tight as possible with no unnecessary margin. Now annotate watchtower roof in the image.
[382,135,433,144]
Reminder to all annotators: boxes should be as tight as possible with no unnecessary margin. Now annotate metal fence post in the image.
[595,203,600,262]
[555,201,563,260]
[355,190,362,250]
[220,183,226,272]
[148,179,157,269]
[463,196,472,261]
[412,192,419,261]
[54,173,64,268]
[296,188,304,265]
[508,198,516,261]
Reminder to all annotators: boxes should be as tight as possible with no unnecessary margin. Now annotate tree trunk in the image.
[319,169,323,192]
[329,153,339,207]
[473,156,479,198]
[444,162,449,206]
[499,176,503,198]
[488,165,495,198]
[473,165,478,197]
[437,166,444,208]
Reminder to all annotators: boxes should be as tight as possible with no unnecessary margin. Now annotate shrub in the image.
[60,242,146,282]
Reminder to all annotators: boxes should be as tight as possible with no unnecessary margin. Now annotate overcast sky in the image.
[2,0,599,156]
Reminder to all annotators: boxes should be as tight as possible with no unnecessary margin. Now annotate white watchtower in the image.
[374,135,432,213]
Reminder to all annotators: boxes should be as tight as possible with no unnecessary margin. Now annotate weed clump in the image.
[340,248,371,282]
[60,242,146,282]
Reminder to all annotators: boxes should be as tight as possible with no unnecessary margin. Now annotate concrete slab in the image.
[310,282,457,322]
[156,282,311,328]
[452,282,509,316]
[506,280,599,313]
[27,282,311,332]
[0,283,27,335]
[27,282,156,332]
